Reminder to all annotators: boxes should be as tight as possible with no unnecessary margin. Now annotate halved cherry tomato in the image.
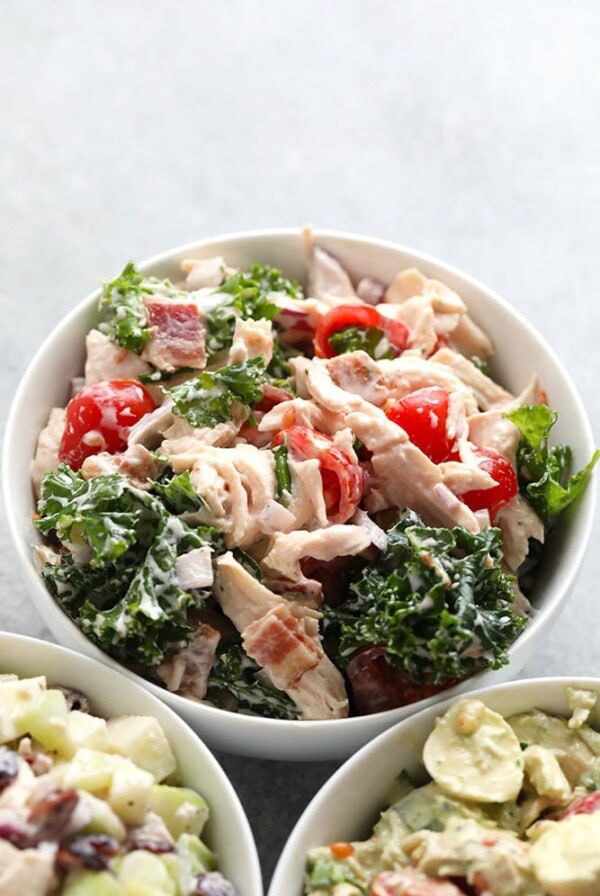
[271,425,364,524]
[459,447,518,522]
[560,792,600,819]
[385,387,454,464]
[58,380,156,471]
[313,304,409,359]
[238,384,293,448]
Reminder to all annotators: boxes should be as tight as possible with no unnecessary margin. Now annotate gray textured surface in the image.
[1,1,599,887]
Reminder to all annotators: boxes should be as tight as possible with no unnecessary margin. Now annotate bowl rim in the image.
[267,673,600,896]
[2,227,597,750]
[0,630,263,896]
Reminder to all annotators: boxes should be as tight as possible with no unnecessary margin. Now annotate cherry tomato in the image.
[560,792,600,819]
[460,447,518,522]
[346,646,458,715]
[272,425,364,524]
[313,304,409,359]
[385,387,453,463]
[59,380,156,471]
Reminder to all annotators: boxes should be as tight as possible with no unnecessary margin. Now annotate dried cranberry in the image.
[56,834,122,871]
[195,872,239,896]
[28,788,79,844]
[129,833,175,854]
[0,748,19,794]
[56,686,90,713]
[0,820,30,848]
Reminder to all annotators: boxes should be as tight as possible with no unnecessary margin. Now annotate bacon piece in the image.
[242,605,321,690]
[141,296,206,372]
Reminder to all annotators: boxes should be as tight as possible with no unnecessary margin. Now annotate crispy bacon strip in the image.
[142,296,206,371]
[242,605,321,690]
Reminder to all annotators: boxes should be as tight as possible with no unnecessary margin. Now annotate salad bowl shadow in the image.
[2,228,597,760]
[0,631,263,896]
[268,675,600,896]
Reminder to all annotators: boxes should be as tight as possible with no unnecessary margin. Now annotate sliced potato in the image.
[531,813,600,896]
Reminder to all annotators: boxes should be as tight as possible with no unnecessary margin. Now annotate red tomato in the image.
[385,387,453,463]
[460,447,518,522]
[313,304,409,359]
[346,646,458,715]
[560,792,600,819]
[59,380,156,471]
[272,425,364,524]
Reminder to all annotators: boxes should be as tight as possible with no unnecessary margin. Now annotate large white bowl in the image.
[268,675,600,896]
[0,632,262,896]
[3,228,596,760]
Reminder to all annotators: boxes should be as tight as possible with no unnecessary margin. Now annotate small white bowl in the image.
[3,228,596,760]
[268,675,600,896]
[0,632,262,896]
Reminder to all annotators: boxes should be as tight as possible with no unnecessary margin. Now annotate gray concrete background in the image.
[1,1,599,887]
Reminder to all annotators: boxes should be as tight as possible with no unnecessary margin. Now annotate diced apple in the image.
[0,676,46,743]
[62,870,125,895]
[68,710,109,752]
[62,748,120,792]
[105,716,177,782]
[177,832,217,873]
[78,791,126,841]
[108,760,154,826]
[17,687,73,756]
[150,785,209,839]
[117,851,176,896]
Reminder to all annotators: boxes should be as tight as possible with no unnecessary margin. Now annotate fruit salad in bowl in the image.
[5,228,596,758]
[0,633,261,895]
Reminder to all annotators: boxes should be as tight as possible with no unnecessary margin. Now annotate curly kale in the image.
[37,466,218,667]
[167,357,266,428]
[207,643,299,720]
[204,263,301,358]
[506,405,599,527]
[325,511,526,685]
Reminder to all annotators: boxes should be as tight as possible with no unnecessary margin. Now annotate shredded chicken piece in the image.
[157,624,221,701]
[31,407,65,497]
[161,416,242,472]
[128,400,175,449]
[0,840,58,896]
[496,495,545,572]
[80,444,161,489]
[181,256,226,290]
[262,524,371,581]
[449,312,493,359]
[304,227,358,301]
[430,346,512,408]
[84,328,150,385]
[227,317,273,367]
[327,352,388,406]
[257,397,345,436]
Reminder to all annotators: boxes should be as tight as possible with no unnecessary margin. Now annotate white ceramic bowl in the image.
[268,675,600,896]
[0,632,262,896]
[3,228,596,760]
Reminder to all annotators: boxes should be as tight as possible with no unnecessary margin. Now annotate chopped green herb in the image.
[168,357,266,429]
[307,859,366,893]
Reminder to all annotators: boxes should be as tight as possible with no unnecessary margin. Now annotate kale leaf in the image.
[152,470,204,514]
[204,263,301,357]
[98,262,152,354]
[327,511,526,685]
[506,405,599,526]
[37,466,215,666]
[328,324,393,360]
[273,444,292,506]
[167,357,265,428]
[207,643,299,720]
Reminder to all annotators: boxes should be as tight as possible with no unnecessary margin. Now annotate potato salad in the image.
[31,231,598,720]
[306,688,600,895]
[0,673,237,895]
